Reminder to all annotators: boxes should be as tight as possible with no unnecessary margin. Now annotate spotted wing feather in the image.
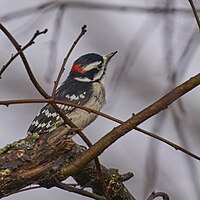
[27,78,93,134]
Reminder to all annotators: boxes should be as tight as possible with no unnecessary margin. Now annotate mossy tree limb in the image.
[0,126,135,200]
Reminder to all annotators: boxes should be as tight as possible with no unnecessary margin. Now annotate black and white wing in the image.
[27,78,93,134]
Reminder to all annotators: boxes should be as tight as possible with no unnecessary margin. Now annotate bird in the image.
[27,51,117,135]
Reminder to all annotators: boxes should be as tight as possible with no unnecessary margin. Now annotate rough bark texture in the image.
[0,126,135,200]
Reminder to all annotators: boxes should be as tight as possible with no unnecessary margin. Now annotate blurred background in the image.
[0,0,200,199]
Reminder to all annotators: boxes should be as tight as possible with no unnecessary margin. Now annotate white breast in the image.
[68,80,105,129]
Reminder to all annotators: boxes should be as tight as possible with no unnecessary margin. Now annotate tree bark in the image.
[0,126,135,200]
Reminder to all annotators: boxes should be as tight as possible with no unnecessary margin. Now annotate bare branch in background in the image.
[173,30,200,84]
[45,4,65,82]
[187,0,200,29]
[171,105,200,199]
[0,23,50,98]
[0,29,48,78]
[0,2,58,22]
[0,1,199,23]
[110,15,161,105]
[51,25,87,97]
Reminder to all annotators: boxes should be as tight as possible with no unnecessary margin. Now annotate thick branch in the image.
[0,126,135,200]
[61,73,200,177]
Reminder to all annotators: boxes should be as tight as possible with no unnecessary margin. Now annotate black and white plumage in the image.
[27,51,117,134]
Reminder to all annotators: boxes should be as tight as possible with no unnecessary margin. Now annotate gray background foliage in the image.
[0,0,200,199]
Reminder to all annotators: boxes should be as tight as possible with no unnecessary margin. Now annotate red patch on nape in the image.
[71,64,85,73]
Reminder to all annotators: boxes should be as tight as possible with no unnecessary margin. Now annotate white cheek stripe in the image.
[74,68,105,82]
[84,61,102,71]
[74,77,93,82]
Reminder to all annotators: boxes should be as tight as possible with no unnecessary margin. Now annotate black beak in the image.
[103,51,118,64]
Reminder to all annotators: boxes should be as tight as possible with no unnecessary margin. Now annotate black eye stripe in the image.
[86,68,99,79]
[97,63,103,70]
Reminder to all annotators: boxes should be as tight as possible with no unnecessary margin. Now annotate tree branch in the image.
[0,23,50,98]
[0,29,48,78]
[0,126,136,200]
[51,25,87,98]
[1,98,200,161]
[61,73,200,177]
[187,0,200,29]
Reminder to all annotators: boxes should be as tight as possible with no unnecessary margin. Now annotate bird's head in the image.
[69,51,117,82]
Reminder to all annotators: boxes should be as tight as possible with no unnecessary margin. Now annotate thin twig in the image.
[0,98,122,119]
[0,29,48,78]
[54,178,106,200]
[1,98,200,161]
[187,0,200,29]
[0,23,50,98]
[51,25,87,98]
[135,127,200,161]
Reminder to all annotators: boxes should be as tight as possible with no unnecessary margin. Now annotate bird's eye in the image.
[97,64,102,70]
